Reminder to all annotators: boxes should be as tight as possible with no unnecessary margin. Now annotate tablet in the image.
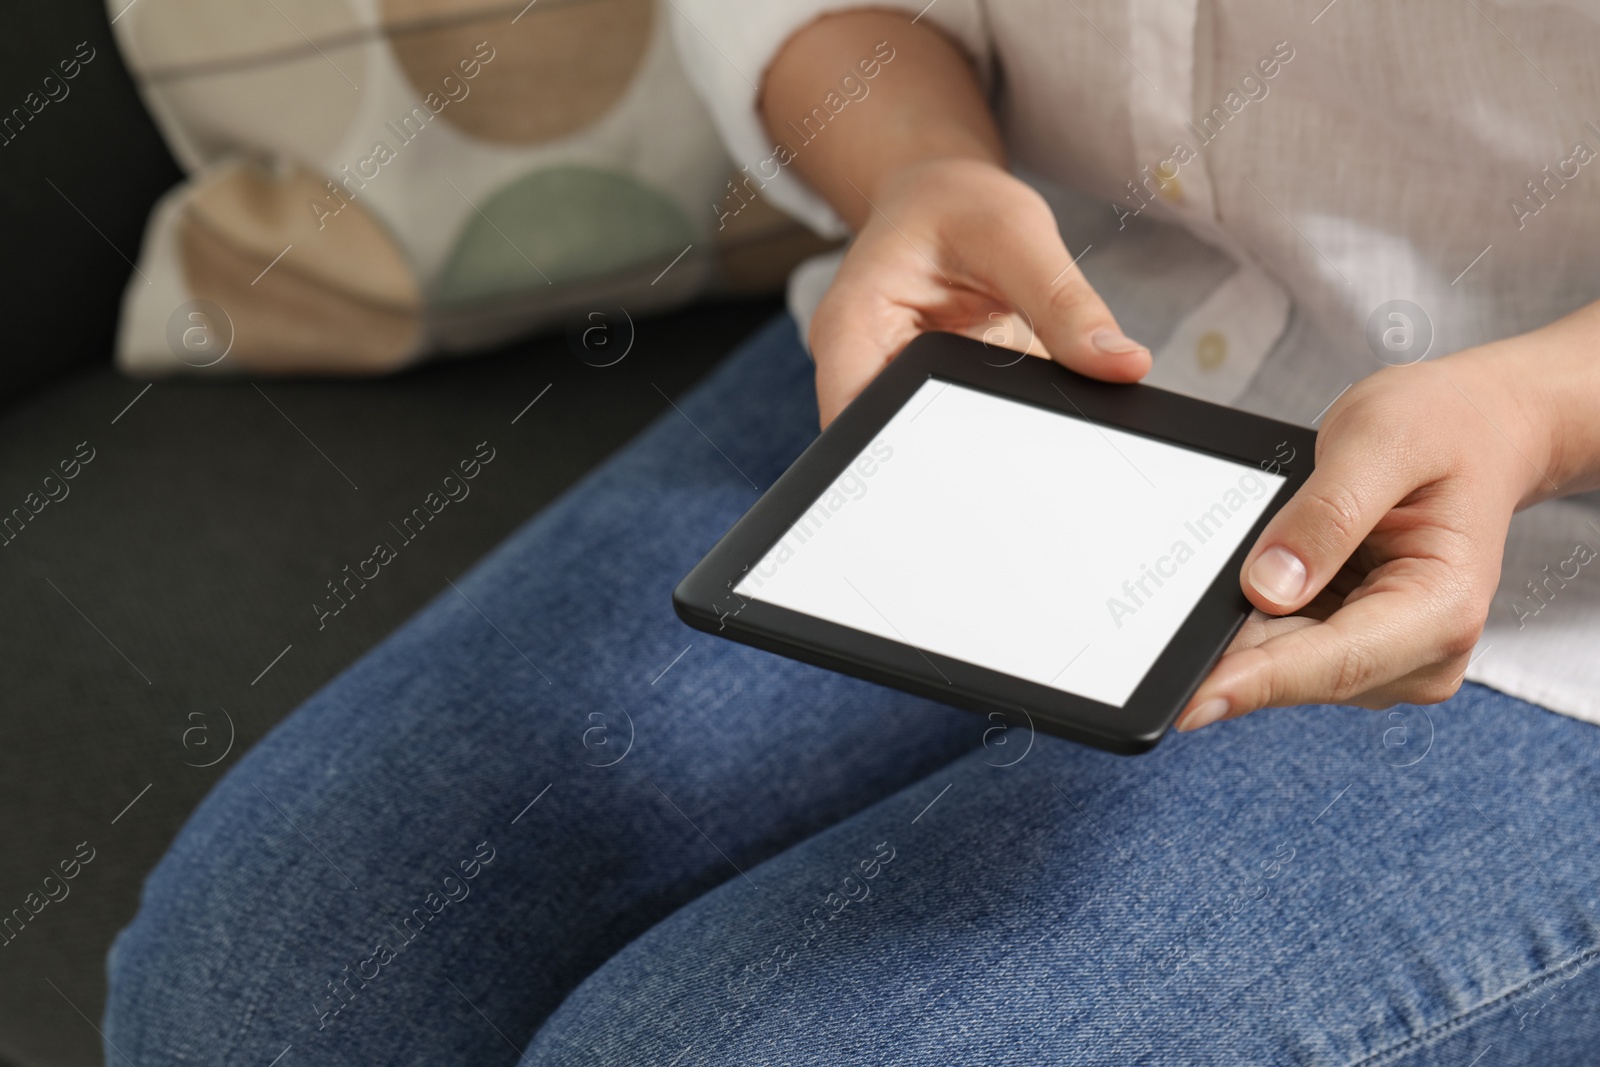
[674,331,1315,754]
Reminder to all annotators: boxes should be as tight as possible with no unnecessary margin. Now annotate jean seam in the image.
[1347,943,1600,1067]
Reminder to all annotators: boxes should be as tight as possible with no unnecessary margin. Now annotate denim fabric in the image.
[105,315,1600,1066]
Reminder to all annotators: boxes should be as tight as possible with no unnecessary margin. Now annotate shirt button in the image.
[1197,330,1227,370]
[1158,175,1184,203]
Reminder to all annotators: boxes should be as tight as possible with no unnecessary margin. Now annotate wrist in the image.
[1449,338,1557,506]
[1447,328,1579,508]
[1525,302,1600,499]
[1476,303,1600,504]
[870,153,1015,211]
[859,134,1005,204]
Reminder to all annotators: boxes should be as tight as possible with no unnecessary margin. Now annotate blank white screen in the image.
[735,380,1284,708]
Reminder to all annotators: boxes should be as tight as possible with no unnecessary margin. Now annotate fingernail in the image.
[1091,328,1145,355]
[1248,546,1307,604]
[1177,697,1229,732]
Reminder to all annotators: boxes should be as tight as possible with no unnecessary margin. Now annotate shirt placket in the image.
[1125,0,1291,408]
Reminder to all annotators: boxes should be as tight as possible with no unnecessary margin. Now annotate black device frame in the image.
[674,331,1317,755]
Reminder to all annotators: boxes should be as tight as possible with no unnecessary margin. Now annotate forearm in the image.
[759,9,1003,231]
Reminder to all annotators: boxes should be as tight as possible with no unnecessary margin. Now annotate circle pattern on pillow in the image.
[180,163,422,372]
[435,165,694,305]
[382,0,654,145]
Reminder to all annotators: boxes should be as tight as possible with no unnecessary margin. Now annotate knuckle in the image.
[1257,671,1295,711]
[1327,640,1382,701]
[1316,383,1372,444]
[1317,380,1413,455]
[1300,482,1367,556]
[1350,372,1412,416]
[1430,581,1488,660]
[1439,621,1483,662]
[1238,646,1287,709]
[1044,279,1100,324]
[1413,674,1464,705]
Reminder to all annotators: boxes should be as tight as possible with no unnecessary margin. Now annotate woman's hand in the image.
[1177,342,1560,731]
[759,11,1149,427]
[808,158,1150,427]
[763,10,1600,732]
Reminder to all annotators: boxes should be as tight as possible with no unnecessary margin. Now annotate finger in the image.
[1176,563,1463,730]
[810,254,1045,425]
[951,309,1056,362]
[1221,608,1319,656]
[807,267,927,427]
[1238,424,1429,615]
[1341,654,1470,711]
[948,199,1151,383]
[1222,581,1348,661]
[810,313,907,429]
[1323,560,1370,603]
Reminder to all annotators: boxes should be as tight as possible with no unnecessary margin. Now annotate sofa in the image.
[0,4,784,1065]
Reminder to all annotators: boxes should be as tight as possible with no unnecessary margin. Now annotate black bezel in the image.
[673,331,1317,755]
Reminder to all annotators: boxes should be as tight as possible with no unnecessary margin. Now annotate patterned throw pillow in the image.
[108,0,835,376]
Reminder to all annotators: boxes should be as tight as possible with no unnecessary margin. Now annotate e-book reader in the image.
[674,331,1315,754]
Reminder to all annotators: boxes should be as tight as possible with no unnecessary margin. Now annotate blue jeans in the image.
[105,315,1600,1065]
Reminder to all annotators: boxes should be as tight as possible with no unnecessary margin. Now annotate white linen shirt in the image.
[672,0,1600,726]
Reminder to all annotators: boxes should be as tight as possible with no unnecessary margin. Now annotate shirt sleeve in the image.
[668,0,993,238]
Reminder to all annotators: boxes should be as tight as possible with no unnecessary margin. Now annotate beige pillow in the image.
[109,0,836,375]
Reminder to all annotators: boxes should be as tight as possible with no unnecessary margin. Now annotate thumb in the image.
[953,199,1151,382]
[1240,441,1414,614]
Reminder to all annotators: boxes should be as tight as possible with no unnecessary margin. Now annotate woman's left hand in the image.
[1176,341,1557,731]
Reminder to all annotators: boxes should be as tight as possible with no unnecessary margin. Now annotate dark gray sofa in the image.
[0,5,781,1065]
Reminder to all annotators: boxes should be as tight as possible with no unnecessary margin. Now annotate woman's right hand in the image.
[807,157,1151,427]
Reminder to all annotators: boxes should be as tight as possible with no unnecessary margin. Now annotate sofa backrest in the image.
[0,0,181,403]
